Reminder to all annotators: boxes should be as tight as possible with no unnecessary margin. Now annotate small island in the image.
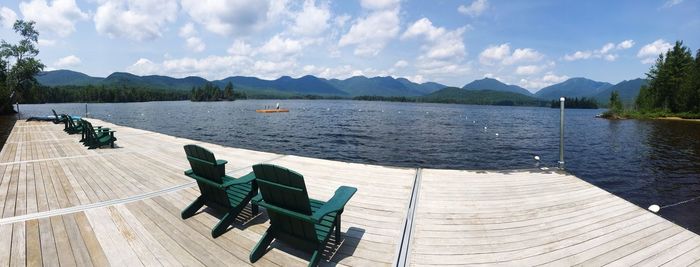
[190,82,246,102]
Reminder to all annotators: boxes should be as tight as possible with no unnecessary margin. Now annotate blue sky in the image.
[0,0,698,92]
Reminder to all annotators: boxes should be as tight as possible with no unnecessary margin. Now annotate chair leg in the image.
[251,203,259,215]
[308,250,321,267]
[181,196,205,219]
[335,213,342,242]
[211,211,236,238]
[250,229,275,263]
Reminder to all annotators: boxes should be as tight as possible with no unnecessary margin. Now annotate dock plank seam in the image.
[395,168,422,267]
[0,155,286,225]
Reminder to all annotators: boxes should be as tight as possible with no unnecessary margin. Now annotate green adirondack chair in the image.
[64,117,84,134]
[182,144,260,238]
[249,164,357,267]
[81,120,116,149]
[51,109,65,124]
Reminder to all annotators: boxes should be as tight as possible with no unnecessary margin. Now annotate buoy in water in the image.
[648,205,660,213]
[495,133,499,136]
[534,156,540,161]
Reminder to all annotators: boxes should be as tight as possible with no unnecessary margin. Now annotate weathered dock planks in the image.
[0,119,698,266]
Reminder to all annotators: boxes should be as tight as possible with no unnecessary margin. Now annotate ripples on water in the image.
[13,100,700,233]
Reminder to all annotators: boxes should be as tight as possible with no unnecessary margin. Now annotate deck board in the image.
[408,169,700,266]
[0,119,698,266]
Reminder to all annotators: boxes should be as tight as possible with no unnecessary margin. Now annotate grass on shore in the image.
[601,109,700,120]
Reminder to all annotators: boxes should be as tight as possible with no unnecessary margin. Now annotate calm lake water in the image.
[7,100,700,233]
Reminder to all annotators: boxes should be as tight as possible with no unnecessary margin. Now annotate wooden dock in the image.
[0,119,698,266]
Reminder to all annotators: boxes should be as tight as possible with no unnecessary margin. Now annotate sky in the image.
[0,0,699,92]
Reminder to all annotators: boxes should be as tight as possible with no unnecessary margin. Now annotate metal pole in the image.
[559,97,565,170]
[16,102,19,120]
[85,103,88,118]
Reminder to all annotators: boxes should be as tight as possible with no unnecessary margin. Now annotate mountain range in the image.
[36,70,646,104]
[462,78,533,96]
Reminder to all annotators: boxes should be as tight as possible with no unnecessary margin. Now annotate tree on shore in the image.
[224,81,234,100]
[635,41,699,113]
[0,20,45,114]
[609,91,623,113]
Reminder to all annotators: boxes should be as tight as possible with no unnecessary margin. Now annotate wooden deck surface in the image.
[0,119,698,266]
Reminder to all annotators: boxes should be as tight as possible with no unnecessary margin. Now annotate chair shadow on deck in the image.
[262,226,366,266]
[193,202,268,231]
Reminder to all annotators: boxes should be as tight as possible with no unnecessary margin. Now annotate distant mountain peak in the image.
[534,77,613,100]
[462,78,532,96]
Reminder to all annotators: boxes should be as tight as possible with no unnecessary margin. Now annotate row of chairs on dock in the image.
[182,144,357,267]
[52,110,117,149]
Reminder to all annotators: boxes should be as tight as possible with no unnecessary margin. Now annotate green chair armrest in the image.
[312,186,357,223]
[252,194,262,203]
[256,201,315,223]
[216,159,228,166]
[184,171,228,189]
[220,171,256,187]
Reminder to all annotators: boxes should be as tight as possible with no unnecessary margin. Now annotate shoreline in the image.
[656,116,700,122]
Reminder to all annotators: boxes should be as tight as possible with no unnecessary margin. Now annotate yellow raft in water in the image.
[256,109,289,113]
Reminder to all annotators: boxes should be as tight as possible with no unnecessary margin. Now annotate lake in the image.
[6,100,700,233]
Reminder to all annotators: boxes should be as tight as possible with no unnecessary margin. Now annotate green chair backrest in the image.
[184,145,229,206]
[83,120,95,139]
[252,164,317,242]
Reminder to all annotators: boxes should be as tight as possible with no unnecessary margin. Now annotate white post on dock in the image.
[559,97,565,170]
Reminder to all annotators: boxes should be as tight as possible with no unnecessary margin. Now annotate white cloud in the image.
[479,43,511,65]
[563,50,592,61]
[480,43,543,65]
[519,72,569,90]
[258,35,303,59]
[127,58,159,74]
[617,39,635,49]
[94,0,178,41]
[637,39,673,63]
[179,23,197,38]
[179,23,205,52]
[334,14,350,27]
[599,43,615,54]
[503,48,543,65]
[663,0,683,8]
[338,3,400,56]
[19,0,88,37]
[401,18,469,82]
[458,0,488,17]
[290,0,330,37]
[394,60,408,68]
[564,40,634,62]
[182,0,270,36]
[402,18,467,61]
[360,0,399,10]
[227,40,253,56]
[0,7,17,29]
[402,18,446,41]
[515,65,543,75]
[185,37,206,52]
[53,55,81,68]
